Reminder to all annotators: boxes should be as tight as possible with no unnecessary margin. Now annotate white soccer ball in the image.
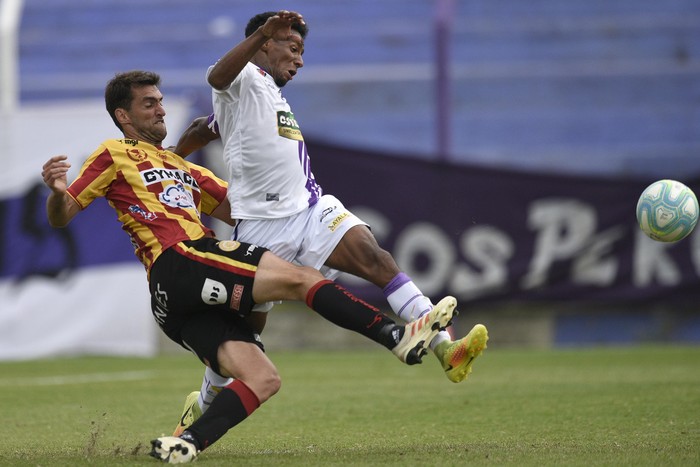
[636,179,699,243]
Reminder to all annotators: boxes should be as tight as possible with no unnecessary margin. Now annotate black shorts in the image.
[149,237,268,374]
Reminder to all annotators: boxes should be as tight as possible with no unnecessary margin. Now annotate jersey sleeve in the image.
[206,113,220,136]
[186,161,228,216]
[66,144,117,210]
[207,62,253,103]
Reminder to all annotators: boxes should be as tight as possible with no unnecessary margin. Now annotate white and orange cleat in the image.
[392,296,457,365]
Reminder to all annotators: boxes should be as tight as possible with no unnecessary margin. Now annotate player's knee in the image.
[266,371,282,399]
[294,265,325,287]
[250,368,282,403]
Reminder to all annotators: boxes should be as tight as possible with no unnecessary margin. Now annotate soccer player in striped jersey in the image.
[41,70,459,463]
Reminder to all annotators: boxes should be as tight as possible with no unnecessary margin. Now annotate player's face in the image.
[267,31,304,87]
[122,85,167,144]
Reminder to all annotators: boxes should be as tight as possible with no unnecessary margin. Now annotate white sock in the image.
[198,367,233,413]
[383,273,451,349]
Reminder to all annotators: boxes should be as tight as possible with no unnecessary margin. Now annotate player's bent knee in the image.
[265,371,282,399]
[246,369,281,403]
[296,265,325,284]
[282,263,326,290]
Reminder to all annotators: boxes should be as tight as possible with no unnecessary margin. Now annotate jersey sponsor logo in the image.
[244,244,258,256]
[230,284,244,312]
[159,183,197,210]
[277,111,303,141]
[217,240,241,252]
[128,204,157,221]
[158,183,197,210]
[141,168,201,191]
[327,212,350,232]
[201,278,228,305]
[266,193,279,201]
[126,148,148,162]
[119,138,139,146]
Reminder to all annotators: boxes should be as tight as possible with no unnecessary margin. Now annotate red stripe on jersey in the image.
[189,165,227,215]
[67,147,114,208]
[109,170,161,267]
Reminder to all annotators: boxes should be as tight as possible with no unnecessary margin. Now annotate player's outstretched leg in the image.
[391,296,457,364]
[434,323,489,383]
[150,436,198,464]
[173,391,202,437]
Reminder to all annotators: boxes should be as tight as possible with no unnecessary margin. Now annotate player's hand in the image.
[260,10,304,40]
[42,155,71,194]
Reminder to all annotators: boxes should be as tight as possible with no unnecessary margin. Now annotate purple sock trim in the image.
[397,294,422,318]
[383,272,411,296]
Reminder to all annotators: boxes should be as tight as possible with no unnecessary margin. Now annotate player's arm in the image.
[208,10,304,90]
[209,196,237,227]
[171,116,220,158]
[42,155,81,227]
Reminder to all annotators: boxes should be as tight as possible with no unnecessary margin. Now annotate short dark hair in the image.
[245,11,308,39]
[105,70,161,132]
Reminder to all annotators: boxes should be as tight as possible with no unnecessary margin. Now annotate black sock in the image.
[183,380,260,451]
[305,280,404,350]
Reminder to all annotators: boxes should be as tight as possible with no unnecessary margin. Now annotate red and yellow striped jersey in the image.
[67,138,228,271]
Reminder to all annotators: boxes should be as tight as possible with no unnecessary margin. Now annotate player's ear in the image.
[115,108,130,126]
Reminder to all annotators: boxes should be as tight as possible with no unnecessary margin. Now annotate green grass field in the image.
[1,346,698,466]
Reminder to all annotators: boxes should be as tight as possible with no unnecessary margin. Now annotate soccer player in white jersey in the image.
[172,10,488,435]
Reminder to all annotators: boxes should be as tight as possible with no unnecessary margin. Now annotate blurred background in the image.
[1,0,699,359]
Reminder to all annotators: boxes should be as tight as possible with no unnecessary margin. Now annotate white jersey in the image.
[208,62,322,219]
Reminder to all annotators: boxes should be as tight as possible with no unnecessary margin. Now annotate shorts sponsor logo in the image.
[152,282,169,325]
[320,206,336,223]
[327,212,349,232]
[201,278,228,305]
[218,240,241,252]
[230,284,244,311]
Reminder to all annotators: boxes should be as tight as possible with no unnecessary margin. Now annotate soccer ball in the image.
[636,179,699,242]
